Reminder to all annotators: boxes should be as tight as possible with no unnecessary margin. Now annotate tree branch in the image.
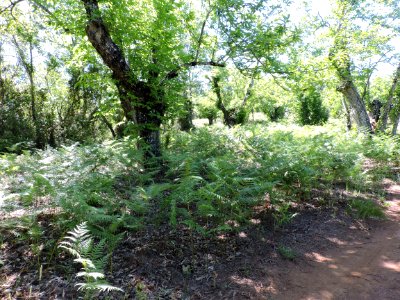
[194,9,212,62]
[81,0,134,88]
[0,0,24,15]
[165,61,225,80]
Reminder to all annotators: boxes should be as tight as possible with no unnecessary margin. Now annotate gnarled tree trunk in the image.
[378,62,400,132]
[82,0,164,159]
[329,34,372,133]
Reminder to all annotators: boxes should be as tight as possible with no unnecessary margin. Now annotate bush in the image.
[298,88,329,125]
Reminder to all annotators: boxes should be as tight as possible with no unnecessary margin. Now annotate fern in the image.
[59,222,123,296]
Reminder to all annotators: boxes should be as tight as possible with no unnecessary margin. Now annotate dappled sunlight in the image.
[0,273,18,293]
[381,259,400,272]
[238,231,247,238]
[305,252,333,263]
[230,275,278,295]
[326,237,347,246]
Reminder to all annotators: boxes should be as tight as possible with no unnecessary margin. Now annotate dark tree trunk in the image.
[82,0,164,158]
[212,76,247,127]
[13,36,45,149]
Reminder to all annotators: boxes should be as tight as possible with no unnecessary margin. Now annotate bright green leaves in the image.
[215,0,295,73]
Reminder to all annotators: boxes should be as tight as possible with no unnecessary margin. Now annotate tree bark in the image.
[341,96,352,131]
[82,0,164,158]
[336,80,372,132]
[212,76,251,127]
[329,36,372,133]
[378,62,400,132]
[392,113,400,135]
[178,98,194,132]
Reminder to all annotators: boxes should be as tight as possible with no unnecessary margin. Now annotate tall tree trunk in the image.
[212,76,235,127]
[378,62,400,132]
[81,0,224,159]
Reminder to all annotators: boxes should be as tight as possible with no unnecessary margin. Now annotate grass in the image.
[278,245,297,260]
[349,199,386,219]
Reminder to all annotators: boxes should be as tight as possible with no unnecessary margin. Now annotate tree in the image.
[378,63,400,132]
[211,69,255,127]
[30,0,225,159]
[297,87,329,126]
[326,0,399,133]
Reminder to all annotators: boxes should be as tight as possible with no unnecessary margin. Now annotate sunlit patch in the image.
[239,231,247,238]
[328,264,338,269]
[250,218,261,224]
[346,250,357,254]
[230,275,275,293]
[217,234,226,240]
[326,237,347,246]
[319,290,334,299]
[382,260,400,272]
[305,252,333,262]
[0,273,18,290]
[350,271,362,277]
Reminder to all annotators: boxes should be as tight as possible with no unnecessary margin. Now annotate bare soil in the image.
[1,181,399,299]
[274,180,400,300]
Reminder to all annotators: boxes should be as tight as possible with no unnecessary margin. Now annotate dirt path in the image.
[276,182,400,300]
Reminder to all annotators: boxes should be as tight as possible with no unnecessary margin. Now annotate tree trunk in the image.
[378,62,400,132]
[212,76,240,127]
[12,36,45,148]
[178,98,194,132]
[329,30,372,133]
[392,113,400,135]
[82,0,164,158]
[336,80,372,133]
[341,96,352,131]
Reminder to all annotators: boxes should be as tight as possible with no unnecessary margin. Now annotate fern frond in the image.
[74,258,96,269]
[59,222,124,294]
[76,271,105,279]
[76,283,123,292]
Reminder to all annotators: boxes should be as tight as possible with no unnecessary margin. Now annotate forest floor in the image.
[1,170,400,299]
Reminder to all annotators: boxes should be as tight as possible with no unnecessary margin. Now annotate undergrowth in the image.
[1,123,399,295]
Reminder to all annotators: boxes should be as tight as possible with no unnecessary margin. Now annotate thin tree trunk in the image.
[379,62,400,132]
[99,114,116,138]
[241,77,254,106]
[12,36,44,148]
